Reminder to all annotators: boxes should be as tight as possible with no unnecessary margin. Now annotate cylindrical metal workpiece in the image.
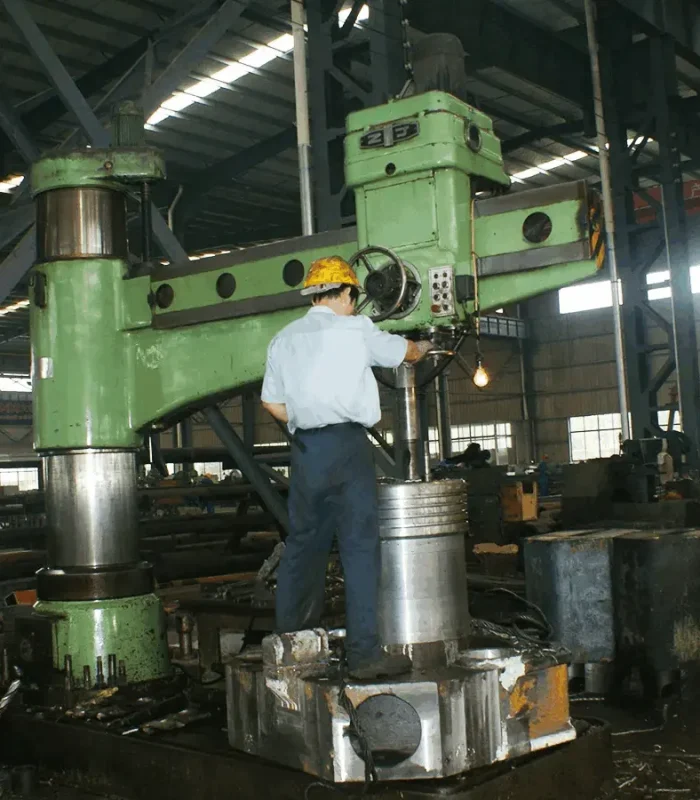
[44,449,138,569]
[395,365,421,481]
[377,479,469,666]
[36,187,128,261]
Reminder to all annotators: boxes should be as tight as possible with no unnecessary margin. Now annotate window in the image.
[194,462,224,480]
[558,279,616,314]
[657,410,682,432]
[0,467,39,492]
[568,413,622,461]
[451,422,513,455]
[372,429,394,446]
[559,266,700,314]
[0,375,31,392]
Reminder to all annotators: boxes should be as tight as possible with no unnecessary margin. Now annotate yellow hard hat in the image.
[301,255,361,296]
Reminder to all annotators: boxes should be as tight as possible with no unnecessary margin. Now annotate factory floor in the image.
[585,687,700,799]
[4,699,700,800]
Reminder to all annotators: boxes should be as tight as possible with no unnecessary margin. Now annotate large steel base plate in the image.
[2,713,612,800]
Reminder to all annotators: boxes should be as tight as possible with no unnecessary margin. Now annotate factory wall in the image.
[521,213,700,463]
[526,292,619,463]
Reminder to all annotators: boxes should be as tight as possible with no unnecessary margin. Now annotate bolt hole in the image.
[466,123,482,152]
[522,211,553,244]
[385,163,396,176]
[155,284,174,309]
[283,259,305,287]
[216,272,236,299]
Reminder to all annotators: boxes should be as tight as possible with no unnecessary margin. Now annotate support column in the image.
[595,1,700,466]
[435,369,452,461]
[651,35,700,463]
[395,365,421,480]
[306,0,406,231]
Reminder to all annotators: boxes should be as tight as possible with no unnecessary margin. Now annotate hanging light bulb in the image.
[472,354,490,388]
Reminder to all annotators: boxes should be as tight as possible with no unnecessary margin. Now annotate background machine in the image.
[3,87,605,786]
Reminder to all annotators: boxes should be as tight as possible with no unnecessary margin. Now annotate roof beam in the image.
[0,87,39,162]
[2,0,110,146]
[406,0,591,108]
[142,0,251,120]
[27,0,149,37]
[19,38,149,141]
[0,0,188,289]
[178,126,297,222]
[502,121,585,154]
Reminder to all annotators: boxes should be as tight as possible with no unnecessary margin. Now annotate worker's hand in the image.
[404,340,436,363]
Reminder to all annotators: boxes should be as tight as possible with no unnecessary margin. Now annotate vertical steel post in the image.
[651,35,700,466]
[596,3,660,441]
[434,369,452,461]
[395,365,421,480]
[306,0,406,230]
[584,0,631,441]
[291,0,314,236]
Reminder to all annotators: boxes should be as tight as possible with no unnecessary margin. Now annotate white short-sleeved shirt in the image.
[261,306,407,433]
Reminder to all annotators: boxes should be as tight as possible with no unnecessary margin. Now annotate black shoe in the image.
[348,653,412,680]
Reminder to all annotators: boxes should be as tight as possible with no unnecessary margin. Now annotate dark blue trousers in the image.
[275,423,381,669]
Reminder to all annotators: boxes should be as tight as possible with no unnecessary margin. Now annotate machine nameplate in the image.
[360,120,419,149]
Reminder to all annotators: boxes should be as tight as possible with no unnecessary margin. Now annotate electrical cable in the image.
[338,681,377,790]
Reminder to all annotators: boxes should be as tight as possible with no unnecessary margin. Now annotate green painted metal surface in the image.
[31,258,139,451]
[479,261,601,311]
[345,92,509,190]
[149,241,358,317]
[34,594,171,684]
[27,93,606,683]
[345,92,505,332]
[31,149,165,194]
[30,91,604,446]
[129,308,306,430]
[474,200,586,258]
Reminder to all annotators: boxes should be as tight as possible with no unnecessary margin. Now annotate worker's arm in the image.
[260,337,289,423]
[262,401,289,424]
[363,318,434,368]
[404,340,435,363]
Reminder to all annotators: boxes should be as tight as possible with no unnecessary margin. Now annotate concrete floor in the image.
[583,690,700,799]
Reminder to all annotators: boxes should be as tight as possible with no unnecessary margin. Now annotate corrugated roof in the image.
[0,0,694,347]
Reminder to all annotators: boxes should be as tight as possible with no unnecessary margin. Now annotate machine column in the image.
[395,364,422,480]
[30,150,171,686]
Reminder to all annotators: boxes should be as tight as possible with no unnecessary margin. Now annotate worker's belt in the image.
[291,423,366,453]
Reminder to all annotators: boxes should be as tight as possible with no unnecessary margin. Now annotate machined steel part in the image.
[36,187,128,261]
[226,629,576,783]
[377,479,469,666]
[44,449,139,572]
[36,563,154,602]
[394,366,421,480]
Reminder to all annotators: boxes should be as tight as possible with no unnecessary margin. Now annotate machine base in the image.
[34,593,171,685]
[1,711,612,800]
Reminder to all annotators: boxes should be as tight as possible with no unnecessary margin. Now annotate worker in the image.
[261,255,434,680]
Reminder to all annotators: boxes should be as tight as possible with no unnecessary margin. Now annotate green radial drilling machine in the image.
[13,90,601,766]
